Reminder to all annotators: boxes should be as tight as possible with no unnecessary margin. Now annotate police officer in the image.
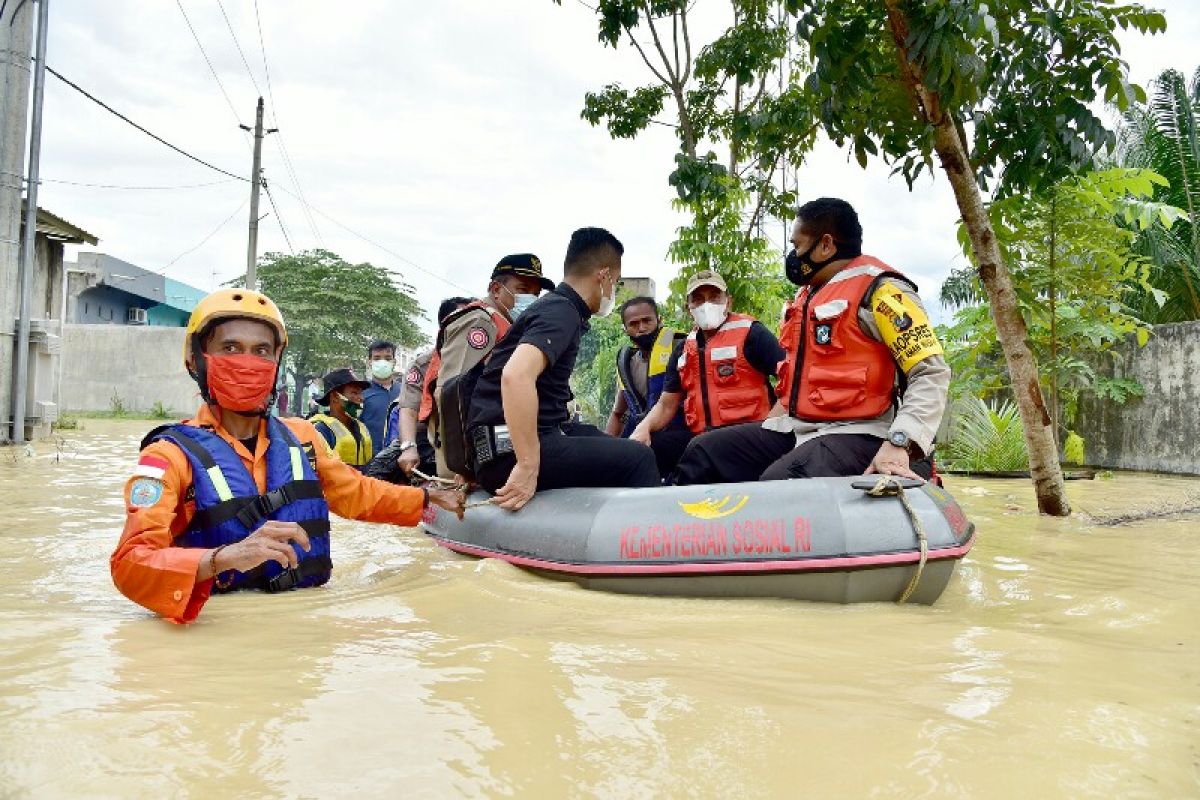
[673,198,950,484]
[605,296,691,476]
[110,288,464,623]
[310,368,374,469]
[422,254,552,478]
[467,227,660,510]
[629,270,784,473]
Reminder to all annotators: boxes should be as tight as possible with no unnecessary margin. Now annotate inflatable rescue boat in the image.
[421,476,975,604]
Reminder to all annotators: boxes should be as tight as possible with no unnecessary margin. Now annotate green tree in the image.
[560,0,817,322]
[787,0,1166,515]
[1117,66,1200,322]
[939,168,1184,444]
[233,249,426,409]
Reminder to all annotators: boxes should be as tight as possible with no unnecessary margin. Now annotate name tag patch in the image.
[709,345,738,361]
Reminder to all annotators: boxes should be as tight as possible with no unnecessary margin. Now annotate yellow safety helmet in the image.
[183,288,288,370]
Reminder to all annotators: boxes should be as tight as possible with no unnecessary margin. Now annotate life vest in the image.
[418,301,511,423]
[148,418,332,593]
[309,413,373,466]
[775,256,915,422]
[676,313,773,434]
[615,327,684,437]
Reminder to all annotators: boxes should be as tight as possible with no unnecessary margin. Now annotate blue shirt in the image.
[361,379,402,451]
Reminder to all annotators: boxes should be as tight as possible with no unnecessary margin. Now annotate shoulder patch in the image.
[404,367,423,386]
[466,326,491,350]
[129,477,164,508]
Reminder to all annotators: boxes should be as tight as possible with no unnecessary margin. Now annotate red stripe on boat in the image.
[427,529,976,576]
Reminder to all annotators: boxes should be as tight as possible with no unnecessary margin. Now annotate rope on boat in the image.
[865,476,928,604]
[412,468,459,487]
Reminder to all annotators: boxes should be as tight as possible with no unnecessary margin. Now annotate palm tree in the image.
[1118,67,1200,323]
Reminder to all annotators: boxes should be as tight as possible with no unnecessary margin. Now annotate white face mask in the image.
[690,301,728,331]
[511,293,538,320]
[595,273,617,317]
[369,359,394,380]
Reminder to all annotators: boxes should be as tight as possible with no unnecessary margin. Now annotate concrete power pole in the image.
[0,1,37,443]
[242,97,275,291]
[10,0,49,444]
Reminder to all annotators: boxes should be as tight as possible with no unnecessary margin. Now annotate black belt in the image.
[190,480,325,531]
[233,553,333,594]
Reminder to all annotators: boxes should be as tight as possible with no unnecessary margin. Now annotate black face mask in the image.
[785,238,858,286]
[630,328,661,352]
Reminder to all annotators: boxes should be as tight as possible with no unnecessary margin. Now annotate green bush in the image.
[149,401,172,420]
[942,396,1029,472]
[109,391,127,417]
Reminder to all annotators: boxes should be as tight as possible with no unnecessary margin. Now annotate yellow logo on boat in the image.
[678,494,749,520]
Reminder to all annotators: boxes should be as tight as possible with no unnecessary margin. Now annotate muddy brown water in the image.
[1,420,1197,797]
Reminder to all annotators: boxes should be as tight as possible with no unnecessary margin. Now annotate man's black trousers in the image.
[477,422,661,493]
[672,423,933,485]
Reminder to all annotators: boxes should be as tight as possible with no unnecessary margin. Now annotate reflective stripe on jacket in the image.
[776,256,913,422]
[310,413,373,466]
[616,326,683,437]
[677,313,773,434]
[149,418,332,592]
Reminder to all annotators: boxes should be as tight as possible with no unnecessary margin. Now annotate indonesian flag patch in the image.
[133,454,170,480]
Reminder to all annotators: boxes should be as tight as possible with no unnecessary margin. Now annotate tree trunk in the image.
[883,1,1070,515]
[932,121,1069,514]
[1048,193,1059,450]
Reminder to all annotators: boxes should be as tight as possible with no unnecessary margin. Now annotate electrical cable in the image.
[156,195,250,274]
[39,177,239,190]
[253,0,324,245]
[175,0,246,128]
[214,0,262,96]
[262,179,295,255]
[44,65,248,181]
[271,183,476,295]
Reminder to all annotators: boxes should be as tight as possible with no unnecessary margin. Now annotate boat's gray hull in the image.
[421,476,975,604]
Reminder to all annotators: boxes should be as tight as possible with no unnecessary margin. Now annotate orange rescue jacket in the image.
[775,256,914,422]
[677,313,773,433]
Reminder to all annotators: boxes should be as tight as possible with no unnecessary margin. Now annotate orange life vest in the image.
[418,301,511,422]
[775,256,913,422]
[677,313,773,434]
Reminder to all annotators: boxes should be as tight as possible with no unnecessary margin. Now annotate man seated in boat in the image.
[110,288,465,623]
[309,368,373,469]
[627,271,785,479]
[466,227,661,510]
[366,297,471,484]
[672,197,949,484]
[422,255,554,479]
[604,296,690,476]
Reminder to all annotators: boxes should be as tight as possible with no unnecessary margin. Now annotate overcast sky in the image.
[38,0,1200,333]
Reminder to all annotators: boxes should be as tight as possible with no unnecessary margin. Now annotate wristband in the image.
[209,544,232,589]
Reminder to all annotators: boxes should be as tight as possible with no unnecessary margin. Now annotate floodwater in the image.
[1,420,1197,798]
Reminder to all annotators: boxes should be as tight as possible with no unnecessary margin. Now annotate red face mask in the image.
[203,353,278,413]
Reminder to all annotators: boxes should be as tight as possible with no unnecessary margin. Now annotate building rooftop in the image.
[33,207,99,245]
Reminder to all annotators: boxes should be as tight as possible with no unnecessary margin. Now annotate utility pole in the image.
[10,0,48,444]
[241,97,275,290]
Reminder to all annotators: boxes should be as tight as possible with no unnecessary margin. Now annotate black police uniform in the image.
[467,283,660,492]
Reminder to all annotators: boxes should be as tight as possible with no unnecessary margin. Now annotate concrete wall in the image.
[61,325,198,414]
[1077,321,1200,475]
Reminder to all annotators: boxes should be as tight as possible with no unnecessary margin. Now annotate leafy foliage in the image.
[1117,66,1200,322]
[942,396,1028,472]
[939,168,1177,430]
[791,0,1165,195]
[234,249,426,392]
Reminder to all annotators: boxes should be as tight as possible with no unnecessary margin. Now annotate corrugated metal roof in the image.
[32,207,99,245]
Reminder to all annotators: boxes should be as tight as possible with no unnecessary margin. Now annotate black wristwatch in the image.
[888,430,911,450]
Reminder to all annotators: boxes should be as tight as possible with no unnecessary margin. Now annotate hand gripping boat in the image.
[420,476,975,604]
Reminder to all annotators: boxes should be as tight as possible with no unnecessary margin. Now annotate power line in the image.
[214,0,262,96]
[262,179,295,254]
[272,183,476,295]
[44,65,248,181]
[156,195,250,275]
[39,177,239,190]
[175,0,245,129]
[253,0,323,246]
